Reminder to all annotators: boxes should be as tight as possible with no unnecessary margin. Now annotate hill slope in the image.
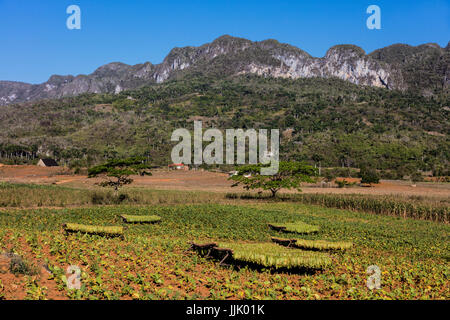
[0,75,448,177]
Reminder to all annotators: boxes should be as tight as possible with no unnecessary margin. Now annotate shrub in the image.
[90,191,135,205]
[90,191,108,204]
[359,167,380,185]
[8,254,38,276]
[411,171,424,183]
[335,179,356,188]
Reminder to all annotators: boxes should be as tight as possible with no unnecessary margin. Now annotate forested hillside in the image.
[0,75,448,178]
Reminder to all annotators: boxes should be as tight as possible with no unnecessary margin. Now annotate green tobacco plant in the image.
[120,214,162,224]
[63,223,124,238]
[218,242,332,269]
[272,237,353,251]
[268,221,320,234]
[230,161,318,197]
[0,202,449,299]
[88,157,152,192]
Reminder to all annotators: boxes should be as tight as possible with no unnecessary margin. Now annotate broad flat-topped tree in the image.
[88,157,152,191]
[230,161,318,197]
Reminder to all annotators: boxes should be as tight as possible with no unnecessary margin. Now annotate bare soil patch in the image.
[0,165,449,199]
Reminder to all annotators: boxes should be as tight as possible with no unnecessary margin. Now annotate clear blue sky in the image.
[1,0,448,84]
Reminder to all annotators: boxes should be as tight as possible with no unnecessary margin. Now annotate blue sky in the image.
[0,0,448,84]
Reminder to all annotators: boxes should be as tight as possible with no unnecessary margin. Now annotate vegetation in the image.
[369,43,449,96]
[269,221,320,234]
[88,157,152,191]
[227,192,449,223]
[359,167,380,185]
[7,254,38,276]
[230,161,317,197]
[335,179,357,188]
[0,182,227,207]
[0,41,447,301]
[0,182,447,223]
[63,223,124,238]
[0,201,448,299]
[0,75,448,177]
[411,171,425,183]
[217,242,332,269]
[121,214,162,224]
[272,237,353,251]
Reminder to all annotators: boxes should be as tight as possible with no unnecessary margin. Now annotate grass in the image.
[0,182,225,208]
[0,182,91,207]
[218,242,332,269]
[227,192,450,223]
[1,183,447,224]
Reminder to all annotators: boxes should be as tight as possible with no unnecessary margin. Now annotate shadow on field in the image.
[223,260,321,276]
[189,243,321,276]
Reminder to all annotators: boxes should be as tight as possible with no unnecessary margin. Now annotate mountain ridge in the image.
[1,35,448,106]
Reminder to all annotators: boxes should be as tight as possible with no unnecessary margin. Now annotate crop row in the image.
[227,193,449,223]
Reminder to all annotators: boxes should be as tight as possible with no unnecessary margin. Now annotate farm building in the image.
[37,158,59,167]
[168,163,189,171]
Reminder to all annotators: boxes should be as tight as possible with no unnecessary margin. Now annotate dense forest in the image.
[0,75,448,178]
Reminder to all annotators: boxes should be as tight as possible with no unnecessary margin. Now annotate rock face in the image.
[0,35,447,106]
[369,42,450,96]
[236,43,398,89]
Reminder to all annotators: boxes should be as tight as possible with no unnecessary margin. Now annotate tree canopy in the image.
[230,161,318,197]
[88,157,152,191]
[359,167,380,185]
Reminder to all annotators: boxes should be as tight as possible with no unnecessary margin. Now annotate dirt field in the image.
[1,165,449,199]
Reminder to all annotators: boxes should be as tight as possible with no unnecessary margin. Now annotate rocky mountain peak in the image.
[93,62,131,75]
[0,35,447,106]
[47,75,75,85]
[326,45,366,59]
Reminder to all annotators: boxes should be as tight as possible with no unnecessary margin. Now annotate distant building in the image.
[168,163,188,171]
[37,158,59,167]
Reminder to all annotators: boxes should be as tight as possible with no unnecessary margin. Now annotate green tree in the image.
[312,153,324,175]
[230,161,318,197]
[88,157,152,192]
[359,167,380,186]
[322,169,336,183]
